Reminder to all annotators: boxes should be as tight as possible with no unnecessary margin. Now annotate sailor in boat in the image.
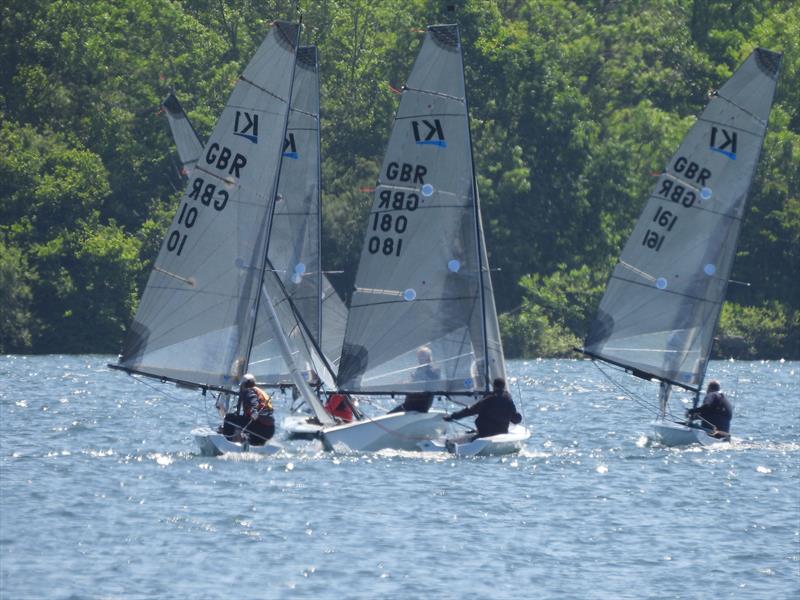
[222,374,275,445]
[685,380,733,440]
[443,377,522,440]
[324,393,355,423]
[389,346,441,413]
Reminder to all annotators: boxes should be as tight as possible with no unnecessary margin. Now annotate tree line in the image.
[1,0,797,358]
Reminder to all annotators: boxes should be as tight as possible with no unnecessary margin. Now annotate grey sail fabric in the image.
[321,276,347,369]
[118,21,300,391]
[247,46,325,385]
[255,261,337,391]
[156,54,329,386]
[584,48,782,390]
[161,93,204,177]
[337,24,504,394]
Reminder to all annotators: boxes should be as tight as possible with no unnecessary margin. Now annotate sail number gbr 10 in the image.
[166,143,244,256]
[368,161,428,257]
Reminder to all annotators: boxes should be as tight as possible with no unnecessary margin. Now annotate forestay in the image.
[117,21,301,391]
[161,93,204,177]
[337,24,505,395]
[583,48,782,390]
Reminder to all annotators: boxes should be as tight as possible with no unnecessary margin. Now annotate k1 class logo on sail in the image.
[710,126,737,160]
[412,119,447,147]
[233,110,259,143]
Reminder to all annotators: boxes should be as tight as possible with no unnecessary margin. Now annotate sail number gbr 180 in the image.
[368,188,419,257]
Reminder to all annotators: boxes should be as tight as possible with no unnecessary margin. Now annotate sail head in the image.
[161,93,204,177]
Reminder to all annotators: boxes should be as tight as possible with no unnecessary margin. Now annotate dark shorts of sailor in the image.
[223,413,275,445]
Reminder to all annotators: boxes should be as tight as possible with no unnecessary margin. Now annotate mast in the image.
[314,46,324,350]
[458,24,490,391]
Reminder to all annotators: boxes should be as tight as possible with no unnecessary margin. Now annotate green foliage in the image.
[500,264,606,357]
[716,301,799,359]
[0,241,34,352]
[0,0,797,356]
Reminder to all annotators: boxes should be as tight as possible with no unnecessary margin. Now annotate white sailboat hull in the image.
[281,414,323,440]
[320,411,447,452]
[418,424,531,457]
[651,421,729,447]
[192,427,283,456]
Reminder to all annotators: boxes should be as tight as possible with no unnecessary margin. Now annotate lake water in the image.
[1,356,797,599]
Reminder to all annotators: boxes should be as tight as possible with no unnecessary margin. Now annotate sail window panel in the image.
[342,326,483,393]
[119,23,298,390]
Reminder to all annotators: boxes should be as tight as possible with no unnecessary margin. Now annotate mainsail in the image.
[583,48,782,390]
[337,24,505,395]
[117,21,301,391]
[161,93,204,177]
[136,43,339,389]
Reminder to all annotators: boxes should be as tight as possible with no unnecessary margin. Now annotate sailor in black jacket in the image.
[444,377,522,439]
[687,380,732,438]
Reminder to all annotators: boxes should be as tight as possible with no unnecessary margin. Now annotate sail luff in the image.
[694,51,783,389]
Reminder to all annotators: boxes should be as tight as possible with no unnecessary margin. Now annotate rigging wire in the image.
[592,360,685,422]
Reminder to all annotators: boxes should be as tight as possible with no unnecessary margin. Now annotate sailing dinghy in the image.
[322,24,529,453]
[160,59,350,442]
[111,21,344,455]
[417,424,529,457]
[578,48,782,446]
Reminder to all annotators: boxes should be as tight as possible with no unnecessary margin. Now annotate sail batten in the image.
[583,48,781,389]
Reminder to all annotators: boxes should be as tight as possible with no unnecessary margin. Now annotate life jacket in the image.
[325,393,353,422]
[254,387,273,413]
[243,386,273,418]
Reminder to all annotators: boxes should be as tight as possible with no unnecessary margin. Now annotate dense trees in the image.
[1,0,797,357]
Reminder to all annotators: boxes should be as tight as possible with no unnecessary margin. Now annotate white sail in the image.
[337,24,505,395]
[583,48,782,390]
[117,21,301,391]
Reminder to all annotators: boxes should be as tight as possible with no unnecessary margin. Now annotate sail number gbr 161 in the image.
[368,188,419,257]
